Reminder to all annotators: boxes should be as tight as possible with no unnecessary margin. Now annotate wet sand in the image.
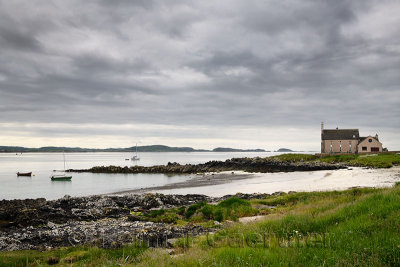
[113,171,253,194]
[112,167,400,197]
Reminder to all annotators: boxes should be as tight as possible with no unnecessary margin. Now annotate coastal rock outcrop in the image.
[0,193,216,251]
[0,218,209,251]
[0,191,298,251]
[0,194,211,228]
[67,157,345,174]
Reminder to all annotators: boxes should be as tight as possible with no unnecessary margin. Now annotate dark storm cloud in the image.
[0,25,42,52]
[0,0,399,148]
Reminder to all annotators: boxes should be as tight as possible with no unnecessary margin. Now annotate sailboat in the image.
[131,143,140,161]
[51,152,72,181]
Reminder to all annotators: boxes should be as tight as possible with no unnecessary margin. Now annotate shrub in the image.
[186,201,206,218]
[214,209,224,222]
[177,206,186,216]
[217,197,251,209]
[200,205,214,220]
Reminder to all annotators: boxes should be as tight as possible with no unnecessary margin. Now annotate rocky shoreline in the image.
[67,157,345,174]
[0,192,273,251]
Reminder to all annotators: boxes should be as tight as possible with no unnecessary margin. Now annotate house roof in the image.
[359,136,380,143]
[322,129,359,140]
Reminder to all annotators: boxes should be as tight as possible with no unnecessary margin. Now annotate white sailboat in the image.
[131,143,140,161]
[51,152,72,180]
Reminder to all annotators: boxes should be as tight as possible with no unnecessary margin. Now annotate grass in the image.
[271,154,319,162]
[0,244,147,266]
[3,186,400,266]
[320,153,400,168]
[173,185,400,266]
[271,152,400,168]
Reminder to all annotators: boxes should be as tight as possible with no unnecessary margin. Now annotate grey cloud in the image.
[0,0,399,149]
[0,25,42,52]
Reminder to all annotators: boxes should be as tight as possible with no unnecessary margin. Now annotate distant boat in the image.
[131,143,140,161]
[17,172,32,177]
[51,174,72,181]
[51,152,72,181]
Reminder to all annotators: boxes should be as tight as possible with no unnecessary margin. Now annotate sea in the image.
[0,151,292,200]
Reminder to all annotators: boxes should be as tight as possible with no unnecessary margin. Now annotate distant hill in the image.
[0,146,100,152]
[276,148,294,152]
[125,145,209,152]
[0,145,265,153]
[212,147,266,152]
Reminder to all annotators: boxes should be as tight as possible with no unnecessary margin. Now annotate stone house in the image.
[358,135,383,153]
[321,122,383,154]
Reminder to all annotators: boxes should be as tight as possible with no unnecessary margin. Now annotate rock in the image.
[0,193,220,251]
[68,156,345,174]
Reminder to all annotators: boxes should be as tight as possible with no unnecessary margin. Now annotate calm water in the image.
[0,151,289,200]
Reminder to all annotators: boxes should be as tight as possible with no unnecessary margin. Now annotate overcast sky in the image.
[0,0,399,150]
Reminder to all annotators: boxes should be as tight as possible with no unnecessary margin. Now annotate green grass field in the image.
[272,152,400,168]
[2,185,400,266]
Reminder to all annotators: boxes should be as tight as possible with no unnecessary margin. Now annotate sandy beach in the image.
[113,167,400,197]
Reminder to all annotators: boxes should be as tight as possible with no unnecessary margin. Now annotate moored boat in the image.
[51,174,72,181]
[17,172,32,177]
[51,152,72,181]
[131,142,140,161]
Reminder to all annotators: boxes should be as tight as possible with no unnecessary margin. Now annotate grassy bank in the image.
[273,152,400,168]
[0,245,147,266]
[2,185,400,266]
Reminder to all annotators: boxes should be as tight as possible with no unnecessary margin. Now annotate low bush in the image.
[186,201,207,218]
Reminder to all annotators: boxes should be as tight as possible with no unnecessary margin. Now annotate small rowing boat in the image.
[17,172,32,177]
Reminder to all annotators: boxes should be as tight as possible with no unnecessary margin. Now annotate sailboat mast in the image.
[136,143,138,157]
[63,152,66,171]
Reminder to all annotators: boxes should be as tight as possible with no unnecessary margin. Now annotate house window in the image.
[339,141,342,152]
[362,146,367,151]
[330,141,332,152]
[349,141,351,152]
[368,139,372,143]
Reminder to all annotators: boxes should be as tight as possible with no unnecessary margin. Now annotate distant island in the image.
[275,148,294,152]
[0,145,267,153]
[212,147,267,152]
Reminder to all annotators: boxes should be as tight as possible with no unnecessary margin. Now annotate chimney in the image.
[375,133,379,141]
[321,121,324,132]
